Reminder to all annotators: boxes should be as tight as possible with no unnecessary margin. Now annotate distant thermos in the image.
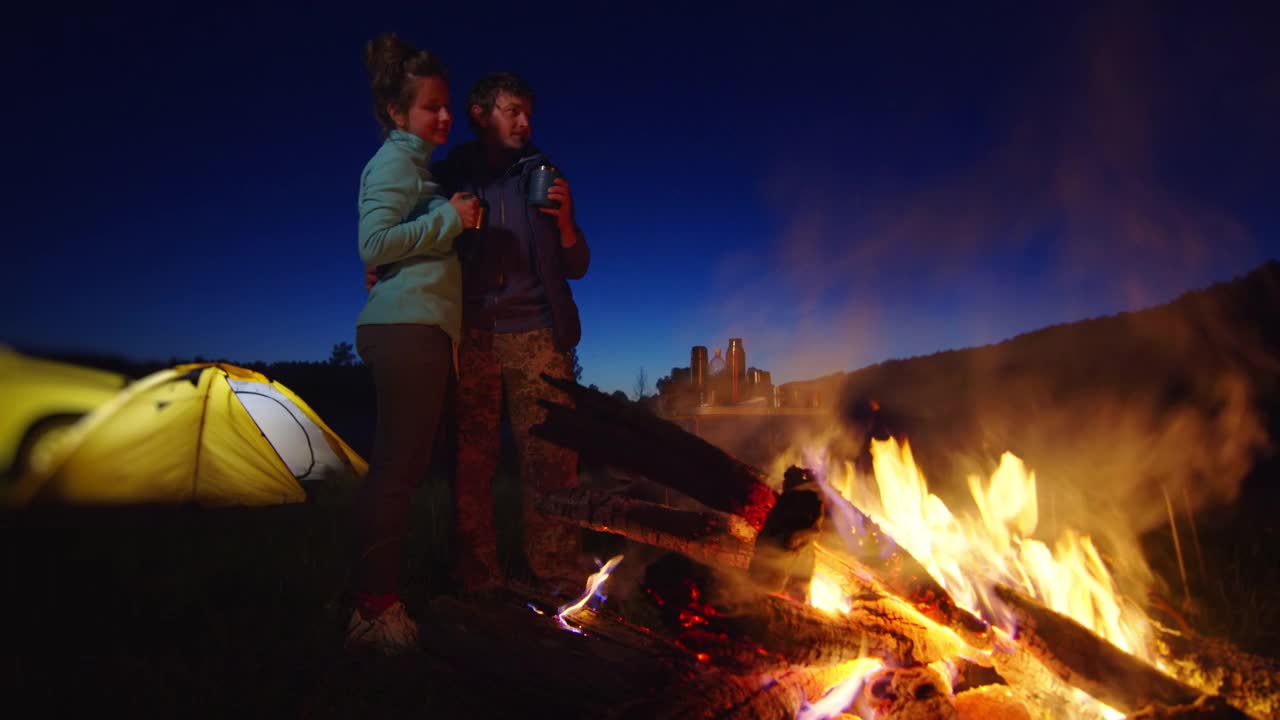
[690,346,709,404]
[690,346,708,387]
[747,367,772,400]
[727,338,746,403]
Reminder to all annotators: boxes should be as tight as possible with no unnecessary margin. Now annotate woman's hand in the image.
[449,192,481,230]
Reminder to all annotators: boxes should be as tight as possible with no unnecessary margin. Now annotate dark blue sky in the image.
[4,1,1277,394]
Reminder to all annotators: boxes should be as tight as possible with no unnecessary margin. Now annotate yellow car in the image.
[0,346,128,485]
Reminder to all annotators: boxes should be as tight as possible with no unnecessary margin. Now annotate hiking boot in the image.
[344,601,420,656]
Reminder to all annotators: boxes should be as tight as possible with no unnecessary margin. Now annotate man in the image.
[433,72,590,598]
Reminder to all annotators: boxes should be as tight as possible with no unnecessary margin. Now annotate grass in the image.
[0,433,633,718]
[1138,463,1280,658]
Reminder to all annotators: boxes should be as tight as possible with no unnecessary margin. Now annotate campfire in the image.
[528,376,1279,720]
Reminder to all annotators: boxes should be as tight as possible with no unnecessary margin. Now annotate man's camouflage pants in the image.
[454,327,581,590]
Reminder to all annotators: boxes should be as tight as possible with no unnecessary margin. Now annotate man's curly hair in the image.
[466,72,536,133]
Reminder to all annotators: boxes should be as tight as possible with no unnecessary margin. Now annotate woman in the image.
[347,33,479,655]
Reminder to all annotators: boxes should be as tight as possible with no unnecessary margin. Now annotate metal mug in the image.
[529,164,562,209]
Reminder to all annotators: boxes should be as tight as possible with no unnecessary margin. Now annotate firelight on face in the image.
[393,75,452,146]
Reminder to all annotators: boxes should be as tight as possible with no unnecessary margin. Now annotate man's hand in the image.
[538,178,579,247]
[364,265,378,291]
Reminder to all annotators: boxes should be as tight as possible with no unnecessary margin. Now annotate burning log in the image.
[627,662,865,720]
[991,584,1250,718]
[986,631,1112,720]
[820,487,995,652]
[533,374,777,529]
[532,488,883,605]
[533,375,993,651]
[642,553,971,669]
[952,684,1033,720]
[1125,695,1256,720]
[862,663,958,719]
[748,466,825,601]
[532,488,759,569]
[1150,624,1280,720]
[527,376,1273,719]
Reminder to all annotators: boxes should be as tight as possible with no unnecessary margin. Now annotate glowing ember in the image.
[796,657,882,720]
[554,554,624,634]
[808,572,851,615]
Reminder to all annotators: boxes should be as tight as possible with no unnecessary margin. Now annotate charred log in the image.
[532,488,758,569]
[643,553,970,669]
[1126,695,1258,720]
[532,487,880,605]
[862,664,958,720]
[992,584,1249,718]
[1152,623,1280,720]
[952,684,1034,720]
[748,467,825,601]
[627,663,861,720]
[988,632,1110,720]
[533,374,992,652]
[533,374,778,530]
[819,488,994,651]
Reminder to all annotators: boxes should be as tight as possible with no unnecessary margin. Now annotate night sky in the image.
[5,1,1278,395]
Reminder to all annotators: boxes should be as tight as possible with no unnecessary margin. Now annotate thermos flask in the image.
[727,338,746,403]
[690,346,708,405]
[529,164,562,209]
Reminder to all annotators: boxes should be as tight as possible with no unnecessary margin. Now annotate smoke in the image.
[678,3,1278,608]
[696,3,1263,387]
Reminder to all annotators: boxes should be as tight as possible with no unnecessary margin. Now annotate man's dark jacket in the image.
[432,141,590,351]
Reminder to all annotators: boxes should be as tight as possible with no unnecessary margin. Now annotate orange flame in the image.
[796,657,882,720]
[796,437,1157,718]
[861,437,1153,660]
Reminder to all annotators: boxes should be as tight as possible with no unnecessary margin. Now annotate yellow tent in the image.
[11,363,367,507]
[0,345,128,481]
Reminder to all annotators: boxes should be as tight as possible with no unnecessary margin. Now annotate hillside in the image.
[828,261,1280,508]
[778,262,1280,649]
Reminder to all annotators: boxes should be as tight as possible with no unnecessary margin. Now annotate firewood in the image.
[534,375,778,529]
[532,488,758,569]
[862,664,958,720]
[535,380,993,652]
[952,684,1033,720]
[1125,695,1257,720]
[533,376,995,652]
[748,467,825,601]
[987,631,1110,720]
[818,489,995,651]
[642,553,971,669]
[1151,623,1280,720]
[992,584,1250,718]
[532,488,881,606]
[629,662,870,720]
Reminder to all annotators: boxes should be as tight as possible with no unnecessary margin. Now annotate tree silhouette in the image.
[570,348,584,382]
[633,367,649,401]
[329,341,356,367]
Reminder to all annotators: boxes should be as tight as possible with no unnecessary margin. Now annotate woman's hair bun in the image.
[364,33,413,84]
